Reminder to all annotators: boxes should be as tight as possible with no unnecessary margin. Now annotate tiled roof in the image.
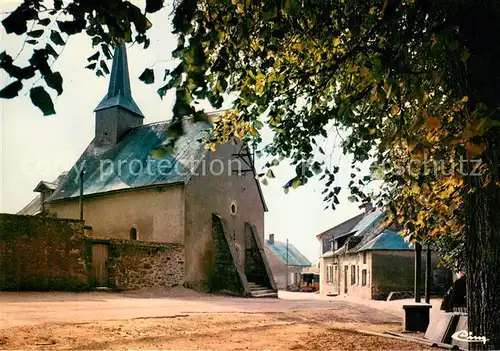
[265,240,312,267]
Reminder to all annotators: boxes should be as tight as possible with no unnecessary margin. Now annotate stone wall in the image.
[0,214,89,290]
[106,240,184,290]
[371,250,440,300]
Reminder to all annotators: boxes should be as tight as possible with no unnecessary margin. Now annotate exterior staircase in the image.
[248,282,278,298]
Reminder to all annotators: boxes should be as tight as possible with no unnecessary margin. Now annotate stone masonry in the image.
[107,240,184,290]
[0,214,89,291]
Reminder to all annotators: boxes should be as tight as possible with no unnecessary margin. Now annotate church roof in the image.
[94,43,144,117]
[265,240,312,267]
[49,119,210,202]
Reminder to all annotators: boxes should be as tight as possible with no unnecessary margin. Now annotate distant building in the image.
[317,204,443,300]
[264,234,312,290]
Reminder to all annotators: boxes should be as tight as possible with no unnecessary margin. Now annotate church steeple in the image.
[94,43,144,117]
[94,42,144,145]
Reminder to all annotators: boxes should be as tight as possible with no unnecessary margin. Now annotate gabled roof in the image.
[316,212,364,239]
[356,229,411,251]
[50,120,210,202]
[33,181,57,192]
[18,174,66,216]
[94,43,144,117]
[351,209,385,237]
[265,240,311,267]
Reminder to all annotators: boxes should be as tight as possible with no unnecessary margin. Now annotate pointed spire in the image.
[94,42,144,117]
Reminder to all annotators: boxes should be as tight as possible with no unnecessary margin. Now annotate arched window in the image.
[130,227,137,240]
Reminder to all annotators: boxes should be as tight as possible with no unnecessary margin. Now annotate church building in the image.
[18,43,276,297]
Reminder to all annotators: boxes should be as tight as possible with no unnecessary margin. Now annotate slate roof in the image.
[94,42,144,117]
[351,208,385,237]
[356,229,411,251]
[50,119,210,201]
[265,240,312,267]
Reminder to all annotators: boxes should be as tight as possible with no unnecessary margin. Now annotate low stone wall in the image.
[0,214,89,290]
[107,240,184,290]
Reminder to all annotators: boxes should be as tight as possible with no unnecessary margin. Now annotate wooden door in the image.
[92,243,109,287]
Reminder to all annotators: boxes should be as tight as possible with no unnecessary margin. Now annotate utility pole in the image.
[286,238,289,290]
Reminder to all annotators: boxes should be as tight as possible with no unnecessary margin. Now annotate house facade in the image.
[318,204,445,300]
[17,43,276,297]
[264,234,311,290]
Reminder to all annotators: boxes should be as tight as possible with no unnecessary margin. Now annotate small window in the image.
[362,269,367,286]
[357,266,360,285]
[363,251,367,264]
[351,265,356,285]
[230,202,237,215]
[130,227,137,240]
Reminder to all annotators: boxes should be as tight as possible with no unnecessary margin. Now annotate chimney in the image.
[268,234,274,244]
[359,201,373,214]
[94,42,144,145]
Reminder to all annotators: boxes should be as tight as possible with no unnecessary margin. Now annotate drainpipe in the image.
[79,167,84,221]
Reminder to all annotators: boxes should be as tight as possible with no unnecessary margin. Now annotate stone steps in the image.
[247,282,278,298]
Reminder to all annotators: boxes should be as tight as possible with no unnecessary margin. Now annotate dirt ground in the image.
[0,288,435,350]
[0,310,433,350]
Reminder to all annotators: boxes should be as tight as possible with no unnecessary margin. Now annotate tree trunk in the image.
[465,143,500,349]
[456,2,500,348]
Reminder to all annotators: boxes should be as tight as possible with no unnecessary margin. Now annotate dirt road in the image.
[0,289,433,350]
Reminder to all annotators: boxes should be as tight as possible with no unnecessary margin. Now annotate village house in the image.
[16,43,276,297]
[317,204,446,300]
[264,234,311,290]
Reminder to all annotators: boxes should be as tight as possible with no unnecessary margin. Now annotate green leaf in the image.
[139,68,155,84]
[146,0,164,13]
[1,6,37,35]
[38,18,50,26]
[27,29,44,38]
[87,51,100,62]
[85,62,97,70]
[26,39,38,45]
[0,80,23,99]
[261,178,269,186]
[101,44,111,59]
[292,178,302,189]
[45,43,58,59]
[44,72,63,95]
[30,86,55,116]
[57,19,86,35]
[50,30,64,46]
[266,169,275,178]
[100,60,109,75]
[334,186,341,195]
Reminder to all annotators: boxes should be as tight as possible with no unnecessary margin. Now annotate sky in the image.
[0,1,369,263]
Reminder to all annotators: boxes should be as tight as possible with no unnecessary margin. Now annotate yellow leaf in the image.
[333,37,341,47]
[465,142,485,156]
[369,7,376,14]
[426,117,441,129]
[369,128,376,135]
[391,105,400,116]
